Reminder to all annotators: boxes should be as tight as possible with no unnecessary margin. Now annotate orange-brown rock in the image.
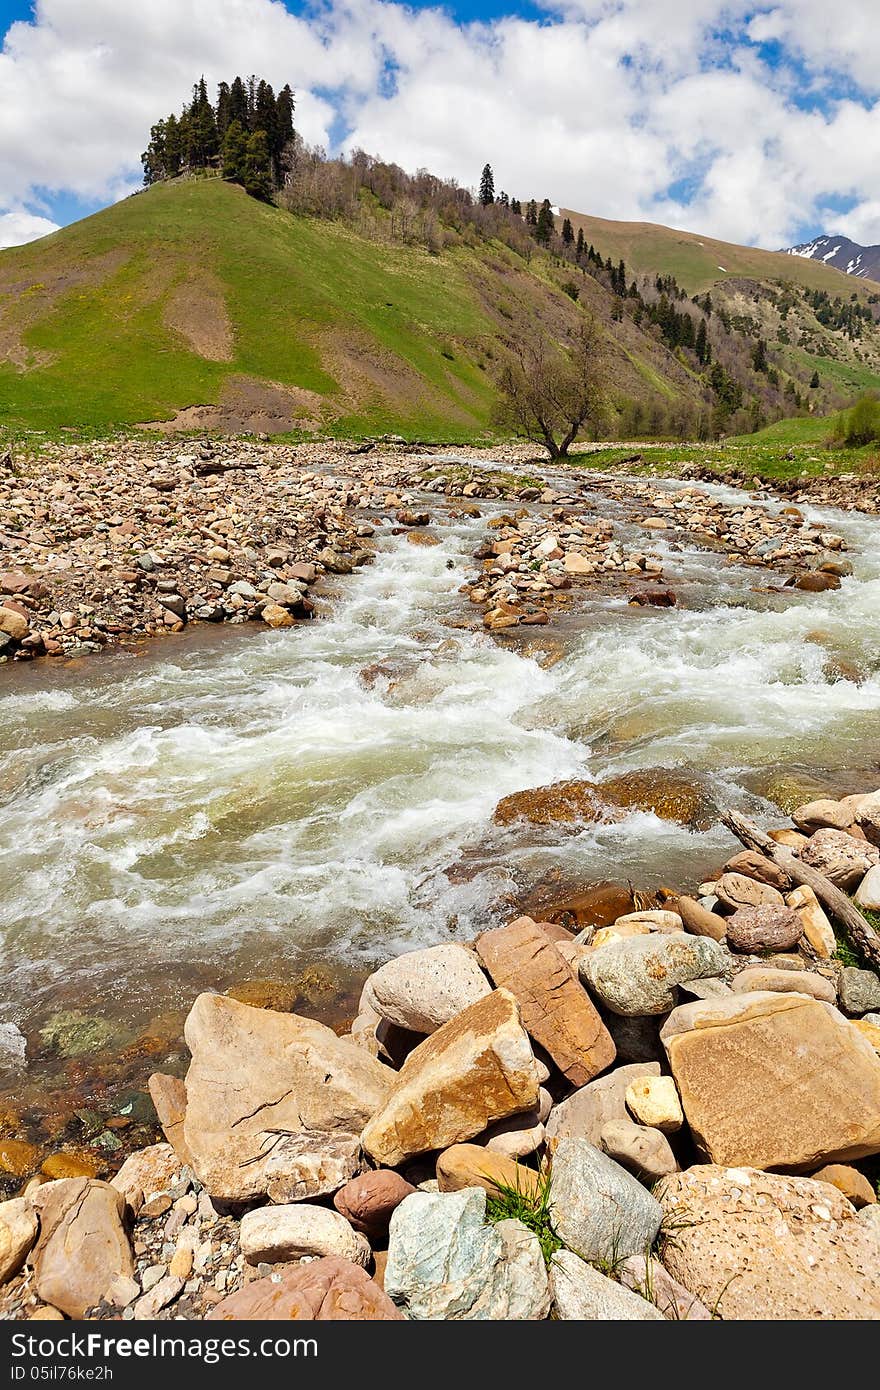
[662,992,880,1169]
[436,1143,541,1200]
[672,895,727,942]
[208,1256,404,1320]
[361,989,539,1166]
[599,768,711,828]
[333,1170,416,1236]
[519,882,635,932]
[493,780,604,828]
[476,916,615,1085]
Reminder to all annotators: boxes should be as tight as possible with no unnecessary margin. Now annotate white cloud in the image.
[0,210,60,248]
[2,0,880,251]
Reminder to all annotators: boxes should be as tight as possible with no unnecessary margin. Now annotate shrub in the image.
[843,393,880,447]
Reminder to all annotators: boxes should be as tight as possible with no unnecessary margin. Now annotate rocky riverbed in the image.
[0,785,879,1321]
[0,437,867,661]
[3,439,880,1320]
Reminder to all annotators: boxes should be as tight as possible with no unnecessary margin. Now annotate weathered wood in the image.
[721,810,880,972]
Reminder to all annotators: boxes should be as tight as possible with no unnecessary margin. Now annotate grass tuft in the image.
[484,1163,562,1267]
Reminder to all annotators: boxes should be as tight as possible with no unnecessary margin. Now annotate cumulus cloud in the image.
[0,210,60,249]
[1,0,880,251]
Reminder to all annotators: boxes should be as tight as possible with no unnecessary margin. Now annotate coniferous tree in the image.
[535,198,554,244]
[810,370,820,388]
[498,190,509,208]
[221,119,249,184]
[752,338,768,373]
[561,217,574,246]
[525,199,538,226]
[479,163,495,206]
[695,317,708,365]
[510,197,522,216]
[216,82,231,139]
[229,76,249,128]
[242,129,273,201]
[575,227,585,258]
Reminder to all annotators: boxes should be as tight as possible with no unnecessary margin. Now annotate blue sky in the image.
[2,0,880,250]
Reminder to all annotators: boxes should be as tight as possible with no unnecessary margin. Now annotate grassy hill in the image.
[0,177,707,441]
[2,177,880,442]
[559,208,880,298]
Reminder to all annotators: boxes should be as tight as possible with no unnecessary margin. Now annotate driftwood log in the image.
[722,809,880,973]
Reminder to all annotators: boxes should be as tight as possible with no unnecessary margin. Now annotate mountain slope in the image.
[0,177,709,440]
[2,178,880,441]
[560,208,880,298]
[785,234,880,281]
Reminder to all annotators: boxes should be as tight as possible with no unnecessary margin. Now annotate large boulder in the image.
[548,1138,662,1265]
[32,1179,134,1318]
[580,932,728,1016]
[239,1204,370,1267]
[657,1165,880,1319]
[476,916,615,1084]
[384,1189,550,1320]
[662,992,880,1168]
[550,1248,664,1320]
[799,828,879,890]
[492,780,604,827]
[182,993,392,1200]
[361,989,539,1167]
[208,1257,404,1320]
[361,944,491,1034]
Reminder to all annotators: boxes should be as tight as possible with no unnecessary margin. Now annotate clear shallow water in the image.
[2,477,880,1064]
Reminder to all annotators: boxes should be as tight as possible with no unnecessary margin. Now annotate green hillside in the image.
[0,178,699,441]
[559,208,880,298]
[2,177,879,443]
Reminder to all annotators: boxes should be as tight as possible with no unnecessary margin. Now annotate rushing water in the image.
[2,473,880,1089]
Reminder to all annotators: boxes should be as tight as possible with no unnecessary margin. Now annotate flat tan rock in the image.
[111,1143,183,1215]
[182,993,393,1200]
[657,1165,880,1320]
[208,1256,404,1320]
[662,992,880,1169]
[32,1179,134,1318]
[476,916,615,1085]
[361,989,539,1166]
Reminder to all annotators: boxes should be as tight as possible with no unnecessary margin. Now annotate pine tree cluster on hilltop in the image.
[142,76,295,200]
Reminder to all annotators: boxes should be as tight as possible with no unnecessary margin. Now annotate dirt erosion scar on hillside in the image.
[1,780,880,1321]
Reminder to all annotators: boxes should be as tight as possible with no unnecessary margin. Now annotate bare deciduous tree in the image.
[493,319,608,458]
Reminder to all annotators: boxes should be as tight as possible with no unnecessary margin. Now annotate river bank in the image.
[2,435,879,667]
[0,781,878,1321]
[2,445,880,1317]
